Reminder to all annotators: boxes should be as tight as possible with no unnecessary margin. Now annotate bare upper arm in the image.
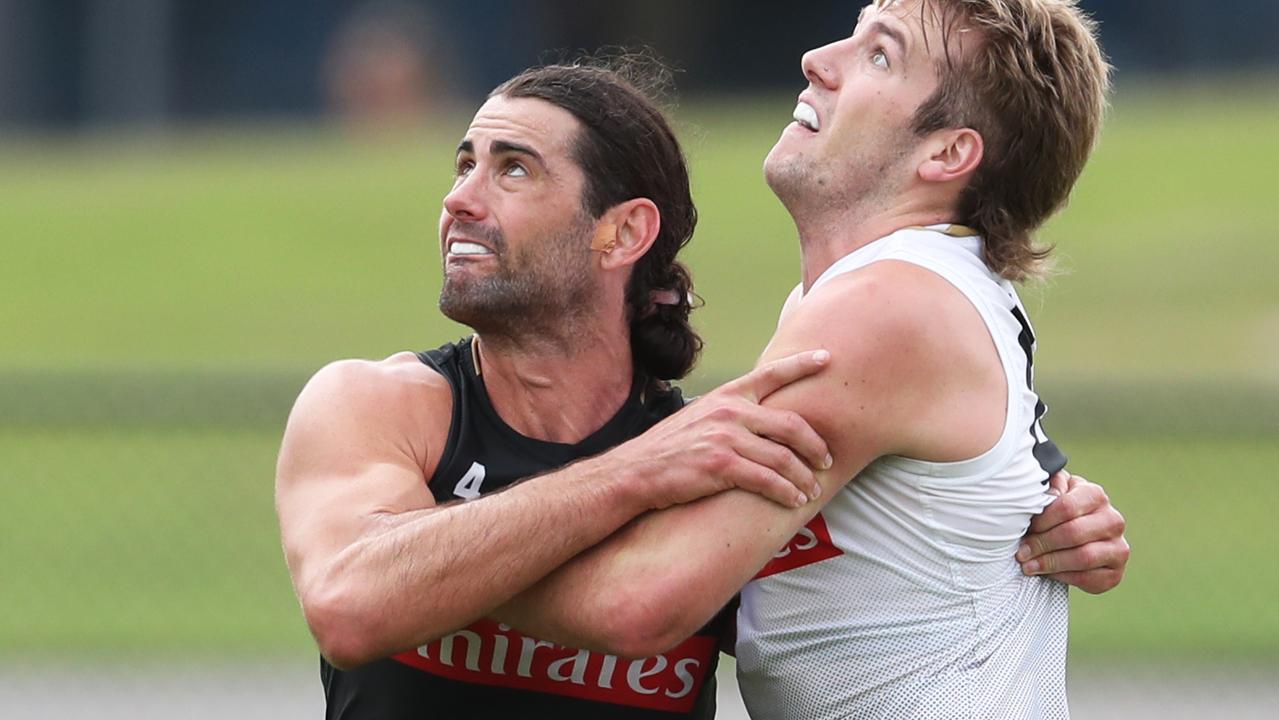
[762,261,1006,466]
[499,262,1009,652]
[579,264,1001,617]
[275,352,453,597]
[516,268,948,643]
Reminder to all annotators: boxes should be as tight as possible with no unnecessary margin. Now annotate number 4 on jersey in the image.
[452,461,487,500]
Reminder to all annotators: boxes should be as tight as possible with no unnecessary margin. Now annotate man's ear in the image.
[918,127,984,185]
[594,198,661,270]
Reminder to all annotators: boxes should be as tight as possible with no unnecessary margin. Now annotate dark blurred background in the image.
[3,0,1278,130]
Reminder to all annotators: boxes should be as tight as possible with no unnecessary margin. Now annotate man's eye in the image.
[871,50,889,69]
[505,163,528,178]
[455,160,475,176]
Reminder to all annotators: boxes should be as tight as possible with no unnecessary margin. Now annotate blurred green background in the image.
[3,81,1278,679]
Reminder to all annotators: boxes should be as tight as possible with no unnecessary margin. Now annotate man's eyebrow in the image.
[454,138,546,165]
[491,139,544,164]
[867,20,909,54]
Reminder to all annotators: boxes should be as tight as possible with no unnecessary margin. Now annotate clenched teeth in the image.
[449,241,492,256]
[793,101,820,132]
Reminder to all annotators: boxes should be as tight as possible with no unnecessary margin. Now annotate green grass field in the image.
[2,81,1277,664]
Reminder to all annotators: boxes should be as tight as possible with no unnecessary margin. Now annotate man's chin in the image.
[440,282,545,337]
[440,299,506,336]
[763,140,786,174]
[439,284,495,327]
[764,155,808,203]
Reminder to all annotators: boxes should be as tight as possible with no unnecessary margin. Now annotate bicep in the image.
[274,362,443,593]
[504,282,921,644]
[617,280,914,582]
[755,273,930,470]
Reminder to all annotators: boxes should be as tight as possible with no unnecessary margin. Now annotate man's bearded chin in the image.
[439,255,597,341]
[441,270,550,335]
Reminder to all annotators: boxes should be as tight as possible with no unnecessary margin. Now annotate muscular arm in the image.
[498,261,1129,654]
[276,351,831,669]
[496,264,965,654]
[276,355,662,668]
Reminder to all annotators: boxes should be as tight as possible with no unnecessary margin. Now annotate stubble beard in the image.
[765,149,829,219]
[439,215,599,344]
[765,134,916,224]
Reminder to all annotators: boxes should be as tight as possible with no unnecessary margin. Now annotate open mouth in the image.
[792,101,820,133]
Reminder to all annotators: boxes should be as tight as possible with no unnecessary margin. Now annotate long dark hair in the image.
[492,54,702,381]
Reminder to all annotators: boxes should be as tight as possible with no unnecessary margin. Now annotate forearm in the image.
[305,454,649,666]
[485,350,847,656]
[494,488,814,657]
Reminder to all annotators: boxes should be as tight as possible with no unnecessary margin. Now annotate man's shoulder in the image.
[310,352,451,402]
[771,259,994,443]
[785,258,1006,460]
[292,352,454,437]
[791,260,962,352]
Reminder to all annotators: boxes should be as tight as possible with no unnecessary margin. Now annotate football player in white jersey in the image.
[494,1,1121,717]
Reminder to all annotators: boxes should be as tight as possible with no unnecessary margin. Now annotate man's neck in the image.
[794,200,958,292]
[474,325,636,445]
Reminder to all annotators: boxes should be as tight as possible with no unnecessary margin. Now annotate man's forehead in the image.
[861,0,898,21]
[462,95,580,154]
[860,0,933,27]
[859,0,972,63]
[864,0,932,17]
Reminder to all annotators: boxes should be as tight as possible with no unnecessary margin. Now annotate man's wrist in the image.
[570,450,654,518]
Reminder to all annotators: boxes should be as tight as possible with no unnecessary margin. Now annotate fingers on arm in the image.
[727,349,831,402]
[739,403,832,473]
[690,407,814,508]
[729,432,820,508]
[712,397,831,505]
[677,391,829,508]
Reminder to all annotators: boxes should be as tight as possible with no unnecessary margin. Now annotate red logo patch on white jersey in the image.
[392,619,716,712]
[754,513,843,580]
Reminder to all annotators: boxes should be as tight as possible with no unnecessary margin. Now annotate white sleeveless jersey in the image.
[736,226,1070,720]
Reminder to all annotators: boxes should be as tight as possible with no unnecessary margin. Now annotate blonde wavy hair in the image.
[886,0,1112,281]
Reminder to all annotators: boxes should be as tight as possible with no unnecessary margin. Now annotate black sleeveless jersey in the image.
[321,337,728,719]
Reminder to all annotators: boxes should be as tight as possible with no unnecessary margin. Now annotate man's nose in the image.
[443,172,488,222]
[801,44,841,90]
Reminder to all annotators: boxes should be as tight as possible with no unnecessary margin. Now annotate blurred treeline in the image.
[3,0,1279,130]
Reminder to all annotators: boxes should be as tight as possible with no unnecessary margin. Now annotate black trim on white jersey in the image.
[1010,306,1068,480]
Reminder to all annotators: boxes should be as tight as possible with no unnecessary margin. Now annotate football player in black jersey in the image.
[277,54,1127,719]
